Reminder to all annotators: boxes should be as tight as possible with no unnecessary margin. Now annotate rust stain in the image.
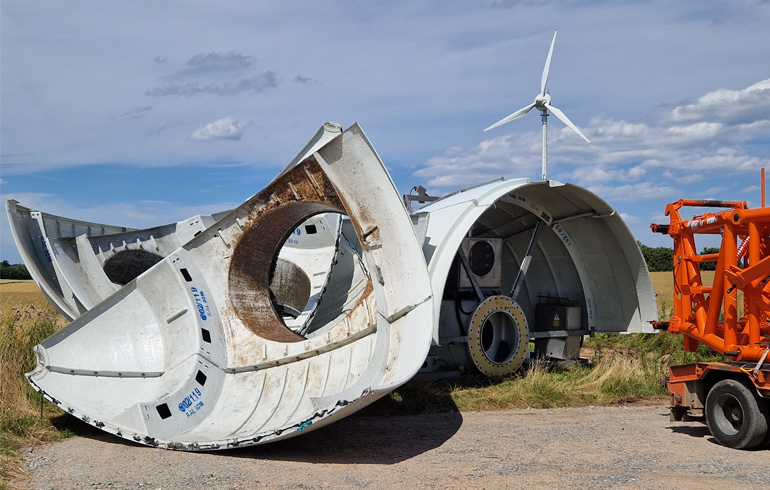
[226,159,348,343]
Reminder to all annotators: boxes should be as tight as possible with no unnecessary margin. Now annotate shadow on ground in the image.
[666,423,770,450]
[46,377,464,464]
[49,413,147,449]
[667,423,710,439]
[227,379,464,464]
[230,410,463,464]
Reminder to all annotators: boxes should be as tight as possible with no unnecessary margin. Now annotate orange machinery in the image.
[651,174,770,449]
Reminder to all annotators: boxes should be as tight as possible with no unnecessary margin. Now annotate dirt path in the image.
[21,404,769,489]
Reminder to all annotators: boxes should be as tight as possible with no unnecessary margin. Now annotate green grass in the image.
[0,302,68,489]
[365,332,725,416]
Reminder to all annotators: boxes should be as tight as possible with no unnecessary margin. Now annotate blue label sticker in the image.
[178,387,204,417]
[190,287,211,320]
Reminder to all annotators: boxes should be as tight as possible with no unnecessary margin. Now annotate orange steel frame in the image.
[651,175,770,404]
[652,200,770,362]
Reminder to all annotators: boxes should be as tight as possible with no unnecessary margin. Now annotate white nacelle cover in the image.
[419,178,657,344]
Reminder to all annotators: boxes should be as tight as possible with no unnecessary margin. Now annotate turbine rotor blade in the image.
[541,30,557,96]
[483,103,537,132]
[545,103,590,143]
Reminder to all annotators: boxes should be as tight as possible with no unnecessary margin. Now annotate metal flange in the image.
[467,295,529,376]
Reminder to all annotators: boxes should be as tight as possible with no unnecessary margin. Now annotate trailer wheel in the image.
[466,295,529,377]
[763,398,770,448]
[705,379,769,449]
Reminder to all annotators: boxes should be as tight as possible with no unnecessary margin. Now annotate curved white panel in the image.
[24,124,433,450]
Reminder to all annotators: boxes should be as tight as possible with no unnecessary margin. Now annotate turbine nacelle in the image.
[534,93,551,112]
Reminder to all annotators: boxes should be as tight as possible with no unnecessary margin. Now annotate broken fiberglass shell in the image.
[21,124,434,450]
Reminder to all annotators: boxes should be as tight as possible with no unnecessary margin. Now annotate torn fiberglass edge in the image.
[19,123,434,450]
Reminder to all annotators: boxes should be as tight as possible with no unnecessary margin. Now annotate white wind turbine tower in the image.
[484,30,590,180]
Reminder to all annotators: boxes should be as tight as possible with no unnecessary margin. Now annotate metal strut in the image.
[457,247,486,303]
[510,220,545,301]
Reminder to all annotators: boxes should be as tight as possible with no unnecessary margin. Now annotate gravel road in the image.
[21,404,770,490]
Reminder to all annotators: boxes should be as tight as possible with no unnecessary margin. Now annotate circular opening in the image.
[468,240,495,277]
[229,204,367,342]
[229,203,337,343]
[103,249,164,286]
[480,310,519,364]
[271,213,367,337]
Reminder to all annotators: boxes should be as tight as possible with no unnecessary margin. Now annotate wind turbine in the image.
[484,30,590,180]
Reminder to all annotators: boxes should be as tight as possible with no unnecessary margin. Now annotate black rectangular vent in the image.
[156,403,172,419]
[180,268,193,282]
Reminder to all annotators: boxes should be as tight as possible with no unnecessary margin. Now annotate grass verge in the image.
[367,332,725,416]
[1,292,69,489]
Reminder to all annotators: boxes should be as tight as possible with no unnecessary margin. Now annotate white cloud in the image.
[667,78,770,124]
[190,117,252,141]
[3,1,770,250]
[704,185,730,195]
[410,73,770,250]
[145,72,279,97]
[661,170,704,184]
[664,122,723,144]
[413,135,540,190]
[566,164,646,185]
[584,181,680,203]
[415,77,770,197]
[186,51,257,71]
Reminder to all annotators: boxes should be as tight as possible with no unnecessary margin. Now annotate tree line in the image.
[0,260,33,280]
[637,244,720,272]
[0,244,727,280]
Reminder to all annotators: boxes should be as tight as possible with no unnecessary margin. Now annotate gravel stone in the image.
[20,404,770,489]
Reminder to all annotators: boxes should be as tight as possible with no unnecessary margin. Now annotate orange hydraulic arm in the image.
[651,199,770,362]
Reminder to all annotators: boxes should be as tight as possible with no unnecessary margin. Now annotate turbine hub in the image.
[534,93,551,111]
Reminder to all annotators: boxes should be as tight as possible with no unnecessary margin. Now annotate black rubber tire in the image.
[705,379,769,449]
[762,399,770,448]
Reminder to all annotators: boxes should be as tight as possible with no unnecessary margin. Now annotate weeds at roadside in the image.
[368,331,725,416]
[0,304,67,489]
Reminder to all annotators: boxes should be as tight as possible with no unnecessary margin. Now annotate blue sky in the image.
[2,0,769,263]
